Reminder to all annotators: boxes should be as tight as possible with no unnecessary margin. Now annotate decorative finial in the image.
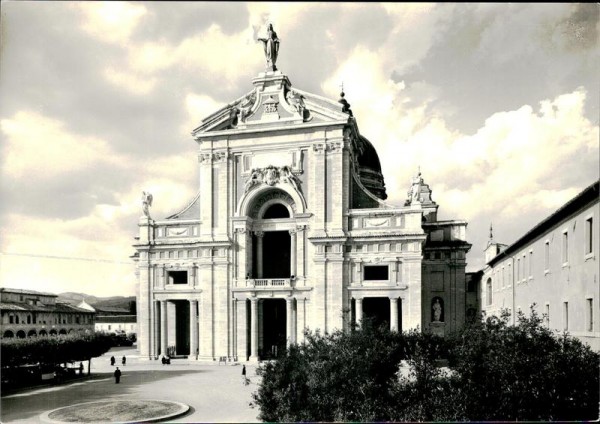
[489,223,493,240]
[338,83,353,116]
[257,23,280,71]
[340,82,345,97]
[417,165,421,177]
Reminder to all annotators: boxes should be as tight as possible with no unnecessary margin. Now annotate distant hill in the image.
[58,292,136,313]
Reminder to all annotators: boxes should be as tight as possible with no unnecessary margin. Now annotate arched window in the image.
[486,278,492,306]
[262,203,290,219]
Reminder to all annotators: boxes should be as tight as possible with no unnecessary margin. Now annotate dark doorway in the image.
[363,297,391,330]
[261,299,286,359]
[262,231,291,278]
[174,300,190,355]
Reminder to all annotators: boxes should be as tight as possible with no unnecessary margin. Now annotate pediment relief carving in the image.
[244,165,302,194]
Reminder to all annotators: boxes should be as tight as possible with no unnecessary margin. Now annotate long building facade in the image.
[134,40,472,361]
[0,288,95,338]
[482,181,599,350]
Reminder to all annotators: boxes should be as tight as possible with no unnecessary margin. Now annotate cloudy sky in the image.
[1,3,598,297]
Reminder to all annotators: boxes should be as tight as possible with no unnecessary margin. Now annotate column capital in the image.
[288,228,297,235]
[254,230,264,237]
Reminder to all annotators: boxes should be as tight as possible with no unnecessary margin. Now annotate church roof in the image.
[191,71,353,137]
[165,191,201,220]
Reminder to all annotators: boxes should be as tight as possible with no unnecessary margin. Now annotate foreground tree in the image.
[448,307,600,421]
[253,310,599,422]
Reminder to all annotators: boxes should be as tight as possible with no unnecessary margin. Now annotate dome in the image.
[357,136,382,173]
[356,136,387,200]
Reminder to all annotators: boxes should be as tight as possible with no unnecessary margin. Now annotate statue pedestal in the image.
[138,216,153,244]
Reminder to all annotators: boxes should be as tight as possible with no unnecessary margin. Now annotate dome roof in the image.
[356,136,387,200]
[357,136,382,173]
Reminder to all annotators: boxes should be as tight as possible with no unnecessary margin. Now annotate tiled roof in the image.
[0,301,94,314]
[0,287,57,297]
[95,315,137,324]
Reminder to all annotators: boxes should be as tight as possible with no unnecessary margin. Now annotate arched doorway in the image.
[39,330,48,337]
[58,329,67,335]
[49,329,58,336]
[27,329,37,337]
[3,330,14,338]
[16,330,26,339]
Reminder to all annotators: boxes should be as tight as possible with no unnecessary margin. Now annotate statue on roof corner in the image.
[257,23,280,71]
[142,191,153,218]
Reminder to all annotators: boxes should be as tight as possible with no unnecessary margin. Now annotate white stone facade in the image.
[482,181,599,350]
[133,70,472,361]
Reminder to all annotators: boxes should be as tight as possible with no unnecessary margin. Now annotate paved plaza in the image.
[1,347,261,423]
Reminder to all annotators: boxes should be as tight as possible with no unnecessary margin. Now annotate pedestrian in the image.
[79,362,84,375]
[161,356,166,365]
[122,356,126,366]
[242,365,248,386]
[114,367,121,384]
[110,356,115,366]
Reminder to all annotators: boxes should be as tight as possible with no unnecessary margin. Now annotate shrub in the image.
[448,307,600,421]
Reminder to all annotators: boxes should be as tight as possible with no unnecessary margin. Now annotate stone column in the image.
[250,297,259,360]
[286,297,295,346]
[160,300,168,357]
[256,232,264,278]
[355,297,363,328]
[153,301,160,358]
[296,226,305,280]
[390,297,399,332]
[289,229,297,278]
[189,300,198,359]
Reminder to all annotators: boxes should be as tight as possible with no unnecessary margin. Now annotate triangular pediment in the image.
[192,71,352,137]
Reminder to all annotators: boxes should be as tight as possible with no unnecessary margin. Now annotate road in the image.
[1,347,261,423]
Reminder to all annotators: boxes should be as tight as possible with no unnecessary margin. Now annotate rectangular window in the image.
[168,271,188,285]
[363,265,389,281]
[587,298,593,331]
[517,258,520,281]
[562,231,569,263]
[586,218,593,255]
[108,325,111,330]
[563,302,569,331]
[529,251,533,277]
[545,241,550,270]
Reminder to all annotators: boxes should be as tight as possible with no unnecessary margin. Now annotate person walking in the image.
[242,365,248,386]
[79,362,84,375]
[122,356,126,366]
[110,356,115,366]
[114,367,121,384]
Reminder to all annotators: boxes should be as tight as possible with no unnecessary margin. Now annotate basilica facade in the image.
[133,48,472,361]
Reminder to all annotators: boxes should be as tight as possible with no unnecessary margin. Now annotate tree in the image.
[1,333,113,369]
[448,307,600,421]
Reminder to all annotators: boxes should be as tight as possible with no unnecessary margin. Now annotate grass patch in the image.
[48,400,185,422]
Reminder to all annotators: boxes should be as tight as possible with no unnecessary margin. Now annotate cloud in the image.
[103,67,157,95]
[0,111,123,180]
[77,1,147,45]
